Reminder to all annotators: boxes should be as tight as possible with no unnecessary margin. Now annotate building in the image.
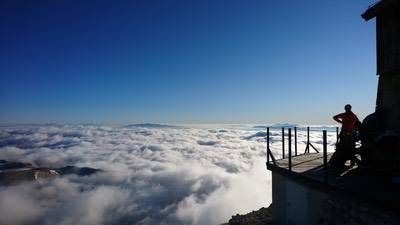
[363,0,400,130]
[267,1,400,225]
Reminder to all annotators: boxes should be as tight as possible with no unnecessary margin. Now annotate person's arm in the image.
[353,113,361,131]
[333,113,343,123]
[354,114,360,123]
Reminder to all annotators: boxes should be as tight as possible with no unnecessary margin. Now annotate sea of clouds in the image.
[0,124,337,225]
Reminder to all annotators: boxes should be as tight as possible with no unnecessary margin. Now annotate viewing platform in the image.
[267,152,400,211]
[265,127,400,225]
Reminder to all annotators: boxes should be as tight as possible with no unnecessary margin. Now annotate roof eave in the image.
[361,0,399,21]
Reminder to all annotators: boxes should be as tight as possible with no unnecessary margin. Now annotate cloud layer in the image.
[0,124,337,225]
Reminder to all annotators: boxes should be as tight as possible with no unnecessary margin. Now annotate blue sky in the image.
[0,0,378,124]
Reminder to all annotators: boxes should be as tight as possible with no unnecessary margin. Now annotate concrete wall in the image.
[374,7,400,132]
[271,173,327,225]
[376,74,400,131]
[271,172,399,225]
[376,12,400,75]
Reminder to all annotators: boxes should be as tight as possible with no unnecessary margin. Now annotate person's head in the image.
[344,104,352,113]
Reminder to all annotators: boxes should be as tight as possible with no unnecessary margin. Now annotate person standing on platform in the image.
[331,104,361,170]
[333,104,360,134]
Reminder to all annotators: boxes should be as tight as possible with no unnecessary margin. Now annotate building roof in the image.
[361,0,400,21]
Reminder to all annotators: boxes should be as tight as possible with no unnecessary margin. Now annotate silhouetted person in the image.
[330,104,361,171]
[333,104,360,133]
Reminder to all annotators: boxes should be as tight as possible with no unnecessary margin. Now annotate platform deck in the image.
[267,153,400,212]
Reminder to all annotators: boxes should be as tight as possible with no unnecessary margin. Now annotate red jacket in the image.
[333,112,360,132]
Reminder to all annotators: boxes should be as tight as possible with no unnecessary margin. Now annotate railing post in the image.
[267,127,270,163]
[282,127,285,159]
[307,126,310,153]
[336,127,339,144]
[294,127,297,156]
[304,126,319,154]
[266,128,276,166]
[304,126,310,153]
[288,128,292,171]
[323,130,328,167]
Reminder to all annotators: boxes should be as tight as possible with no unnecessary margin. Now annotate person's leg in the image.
[349,132,359,167]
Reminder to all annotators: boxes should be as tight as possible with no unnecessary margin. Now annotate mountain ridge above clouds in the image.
[124,123,180,128]
[253,123,298,129]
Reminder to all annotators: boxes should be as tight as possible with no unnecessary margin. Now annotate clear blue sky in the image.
[0,0,378,125]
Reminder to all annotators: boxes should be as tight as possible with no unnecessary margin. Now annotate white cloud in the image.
[0,124,337,225]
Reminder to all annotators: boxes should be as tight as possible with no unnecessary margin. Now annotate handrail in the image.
[266,126,335,171]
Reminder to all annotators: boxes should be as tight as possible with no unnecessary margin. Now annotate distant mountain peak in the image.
[124,123,178,128]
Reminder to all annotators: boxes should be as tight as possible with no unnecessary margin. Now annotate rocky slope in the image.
[0,159,101,185]
[222,204,273,225]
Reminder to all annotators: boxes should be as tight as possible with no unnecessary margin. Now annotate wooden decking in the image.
[273,153,332,173]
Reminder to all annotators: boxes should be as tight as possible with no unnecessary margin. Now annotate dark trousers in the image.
[338,131,356,151]
[329,131,358,170]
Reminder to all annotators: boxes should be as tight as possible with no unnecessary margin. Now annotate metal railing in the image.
[266,126,337,171]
